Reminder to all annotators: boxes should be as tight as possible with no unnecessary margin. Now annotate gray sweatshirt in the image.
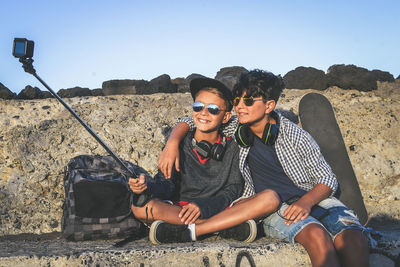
[147,131,244,218]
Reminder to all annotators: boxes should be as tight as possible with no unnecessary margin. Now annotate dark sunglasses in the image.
[233,96,265,106]
[193,102,225,115]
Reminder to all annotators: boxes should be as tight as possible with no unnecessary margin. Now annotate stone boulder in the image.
[371,70,395,83]
[172,78,190,93]
[41,91,53,99]
[326,64,394,91]
[17,85,47,99]
[57,87,92,98]
[0,82,16,99]
[283,67,328,90]
[215,66,248,90]
[186,73,208,84]
[102,79,149,95]
[1,88,400,249]
[91,88,104,96]
[148,74,177,94]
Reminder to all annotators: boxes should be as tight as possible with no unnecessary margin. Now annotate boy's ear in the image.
[222,111,232,124]
[264,100,276,114]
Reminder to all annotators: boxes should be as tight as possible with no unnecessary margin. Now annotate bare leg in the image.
[131,200,202,225]
[195,189,279,236]
[333,229,369,267]
[295,223,340,267]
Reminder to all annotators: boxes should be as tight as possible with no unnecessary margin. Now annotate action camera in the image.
[13,38,34,58]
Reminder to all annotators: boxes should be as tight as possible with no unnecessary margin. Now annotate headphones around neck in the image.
[191,134,227,161]
[235,112,280,147]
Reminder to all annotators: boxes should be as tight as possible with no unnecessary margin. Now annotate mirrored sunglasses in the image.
[233,96,265,106]
[192,102,224,115]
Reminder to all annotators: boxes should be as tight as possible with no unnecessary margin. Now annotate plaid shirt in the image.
[178,113,338,198]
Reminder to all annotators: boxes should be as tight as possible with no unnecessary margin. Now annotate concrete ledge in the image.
[0,234,309,267]
[1,227,399,267]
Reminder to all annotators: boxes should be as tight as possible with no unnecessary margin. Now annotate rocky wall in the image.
[0,85,399,236]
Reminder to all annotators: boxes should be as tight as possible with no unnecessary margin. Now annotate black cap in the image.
[190,77,233,111]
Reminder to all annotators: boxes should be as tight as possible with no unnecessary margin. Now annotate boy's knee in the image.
[258,189,280,209]
[298,224,332,248]
[335,229,369,249]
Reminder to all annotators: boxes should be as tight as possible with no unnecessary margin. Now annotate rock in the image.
[0,82,16,99]
[326,64,394,91]
[17,85,46,99]
[215,66,248,90]
[371,70,395,83]
[186,73,208,84]
[103,75,177,95]
[41,91,53,99]
[376,81,400,99]
[102,79,149,95]
[57,87,92,98]
[172,78,190,93]
[1,86,400,237]
[0,237,312,266]
[283,67,328,90]
[1,224,398,267]
[148,74,177,94]
[91,88,104,96]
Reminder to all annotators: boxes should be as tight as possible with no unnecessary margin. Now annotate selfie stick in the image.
[18,57,137,178]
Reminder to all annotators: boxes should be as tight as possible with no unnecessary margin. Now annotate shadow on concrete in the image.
[367,214,400,231]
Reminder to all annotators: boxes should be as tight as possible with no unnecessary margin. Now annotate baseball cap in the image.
[190,77,233,111]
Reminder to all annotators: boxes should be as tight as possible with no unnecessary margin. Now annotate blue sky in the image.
[1,0,399,93]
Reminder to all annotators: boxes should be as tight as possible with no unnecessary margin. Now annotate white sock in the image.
[188,223,197,241]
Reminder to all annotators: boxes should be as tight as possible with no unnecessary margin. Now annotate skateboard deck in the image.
[298,93,368,225]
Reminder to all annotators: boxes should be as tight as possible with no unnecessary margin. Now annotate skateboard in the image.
[298,93,368,225]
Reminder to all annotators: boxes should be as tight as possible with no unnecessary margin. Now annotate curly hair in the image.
[233,69,285,103]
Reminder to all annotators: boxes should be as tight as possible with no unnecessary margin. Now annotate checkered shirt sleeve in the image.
[276,116,339,194]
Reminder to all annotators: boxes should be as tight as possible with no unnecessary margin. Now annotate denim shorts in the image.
[262,197,365,243]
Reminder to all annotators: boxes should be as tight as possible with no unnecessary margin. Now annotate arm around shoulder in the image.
[158,122,189,178]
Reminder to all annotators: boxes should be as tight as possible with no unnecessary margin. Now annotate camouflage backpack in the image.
[61,155,146,241]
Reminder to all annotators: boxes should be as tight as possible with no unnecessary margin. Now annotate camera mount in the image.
[13,38,137,178]
[19,57,36,75]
